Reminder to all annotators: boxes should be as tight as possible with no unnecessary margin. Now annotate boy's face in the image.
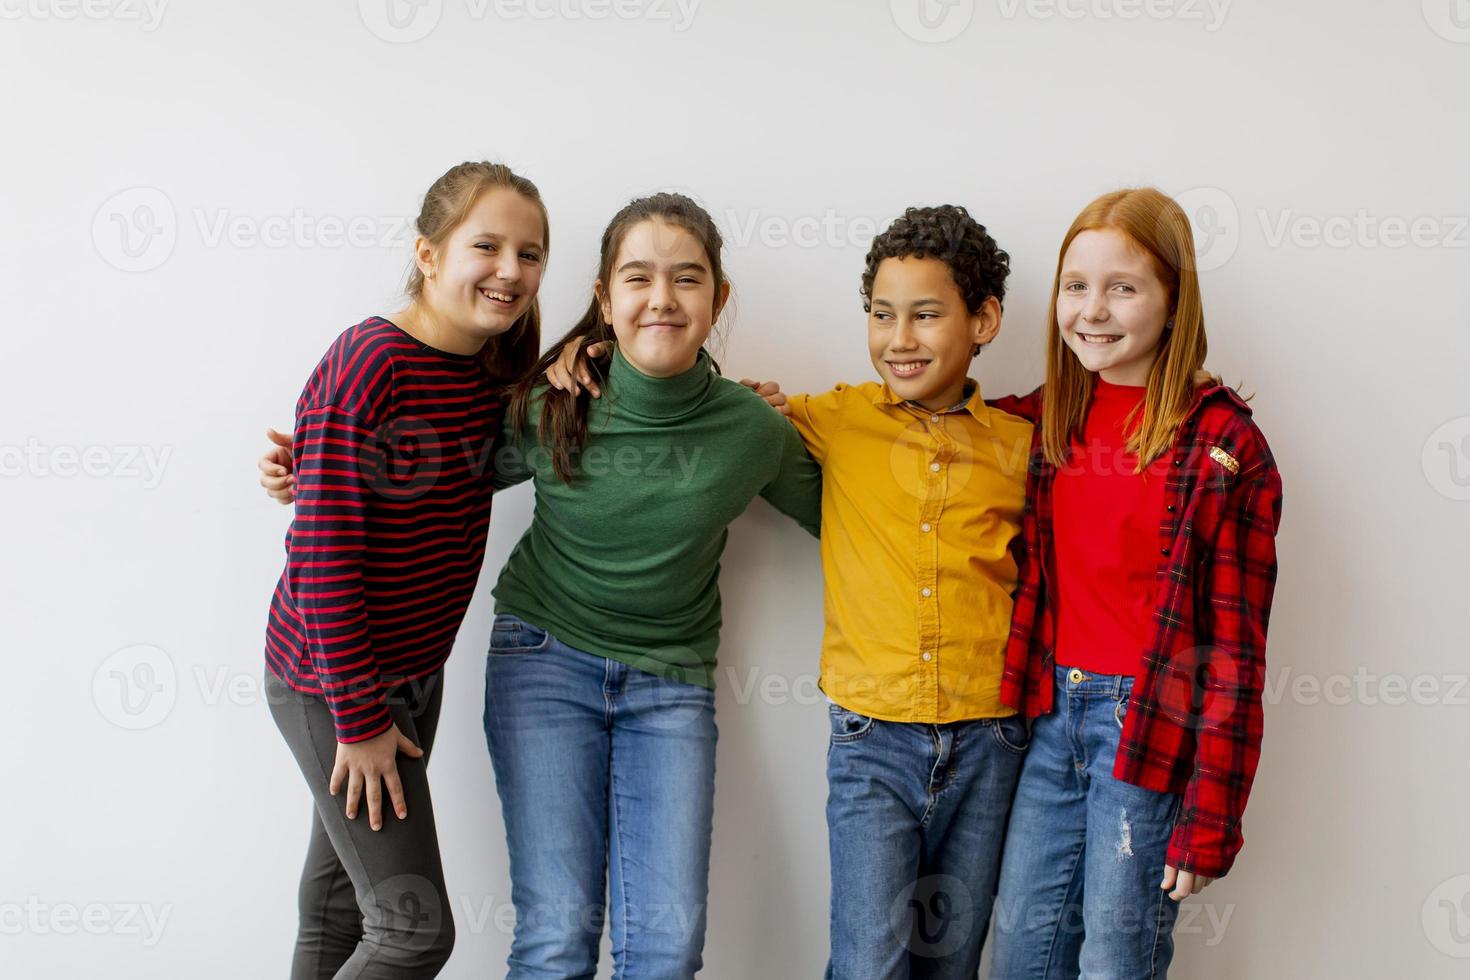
[867,256,1000,411]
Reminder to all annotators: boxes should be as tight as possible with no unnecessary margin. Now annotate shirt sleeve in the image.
[1166,457,1284,878]
[287,404,392,743]
[784,385,855,465]
[758,416,823,538]
[986,384,1044,425]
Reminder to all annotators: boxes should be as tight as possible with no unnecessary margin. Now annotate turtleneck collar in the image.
[606,344,716,420]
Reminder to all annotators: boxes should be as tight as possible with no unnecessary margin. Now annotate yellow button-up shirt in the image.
[786,380,1032,723]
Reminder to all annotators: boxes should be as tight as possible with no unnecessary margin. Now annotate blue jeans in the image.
[824,700,1029,980]
[990,666,1184,980]
[483,614,717,980]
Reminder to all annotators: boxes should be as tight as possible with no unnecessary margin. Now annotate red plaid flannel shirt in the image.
[993,383,1283,879]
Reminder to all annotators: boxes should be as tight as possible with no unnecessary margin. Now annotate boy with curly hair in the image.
[781,205,1037,980]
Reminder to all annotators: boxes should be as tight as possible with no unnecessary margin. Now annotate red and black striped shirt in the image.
[265,316,501,743]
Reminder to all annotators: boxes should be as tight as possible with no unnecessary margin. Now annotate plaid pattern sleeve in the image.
[1001,384,1284,879]
[1147,418,1283,878]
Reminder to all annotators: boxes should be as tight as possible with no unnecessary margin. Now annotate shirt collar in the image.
[606,344,716,420]
[870,378,991,426]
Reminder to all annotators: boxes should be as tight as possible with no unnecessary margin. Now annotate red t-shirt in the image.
[1052,378,1172,677]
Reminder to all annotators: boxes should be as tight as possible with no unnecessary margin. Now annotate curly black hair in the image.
[860,205,1011,326]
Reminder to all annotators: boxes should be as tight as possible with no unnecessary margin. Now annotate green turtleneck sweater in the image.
[490,346,822,688]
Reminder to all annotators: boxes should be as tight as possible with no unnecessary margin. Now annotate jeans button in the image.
[1068,668,1085,684]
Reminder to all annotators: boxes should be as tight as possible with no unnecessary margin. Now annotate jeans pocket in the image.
[828,703,875,743]
[488,614,551,655]
[990,713,1032,754]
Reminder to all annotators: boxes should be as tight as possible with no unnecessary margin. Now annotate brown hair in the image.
[406,161,549,385]
[511,192,728,483]
[1041,187,1209,470]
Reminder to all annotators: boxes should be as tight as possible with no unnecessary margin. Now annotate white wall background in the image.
[3,0,1469,976]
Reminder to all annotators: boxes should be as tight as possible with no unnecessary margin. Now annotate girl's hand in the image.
[544,338,613,398]
[1161,865,1215,902]
[330,723,425,831]
[739,379,791,417]
[259,427,296,504]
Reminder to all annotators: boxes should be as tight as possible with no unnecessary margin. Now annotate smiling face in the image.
[596,218,728,378]
[1055,228,1172,387]
[418,187,546,352]
[867,256,999,411]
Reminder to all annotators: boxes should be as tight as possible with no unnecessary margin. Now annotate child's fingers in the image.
[345,770,363,819]
[383,767,408,821]
[587,341,612,358]
[266,426,293,448]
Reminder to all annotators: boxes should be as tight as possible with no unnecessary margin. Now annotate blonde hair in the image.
[1042,187,1208,469]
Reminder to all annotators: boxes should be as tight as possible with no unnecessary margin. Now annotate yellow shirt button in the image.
[921,587,932,597]
[930,462,941,472]
[921,523,932,532]
[922,651,932,662]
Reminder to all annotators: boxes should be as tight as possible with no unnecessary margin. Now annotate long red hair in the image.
[1041,187,1209,469]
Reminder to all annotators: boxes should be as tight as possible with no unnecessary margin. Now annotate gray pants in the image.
[267,667,454,979]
